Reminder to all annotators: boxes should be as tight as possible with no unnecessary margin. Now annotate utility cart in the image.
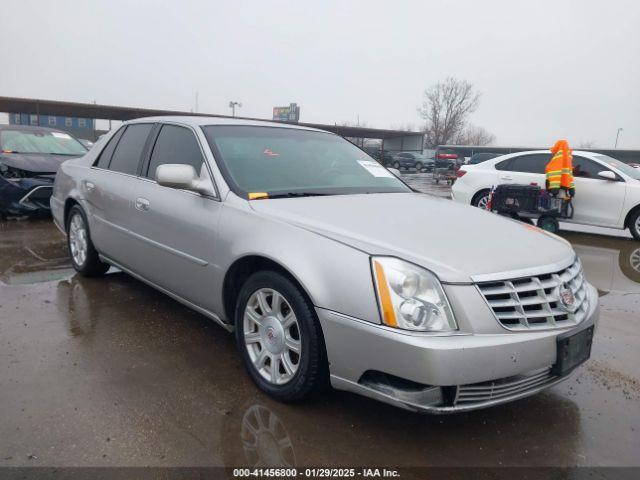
[433,158,457,185]
[488,184,574,233]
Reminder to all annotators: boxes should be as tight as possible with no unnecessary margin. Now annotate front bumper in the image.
[317,282,599,413]
[0,177,54,216]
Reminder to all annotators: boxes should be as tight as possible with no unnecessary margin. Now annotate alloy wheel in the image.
[68,213,88,267]
[243,288,301,385]
[477,195,490,210]
[631,248,640,274]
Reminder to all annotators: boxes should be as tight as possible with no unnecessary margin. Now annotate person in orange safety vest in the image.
[545,139,575,197]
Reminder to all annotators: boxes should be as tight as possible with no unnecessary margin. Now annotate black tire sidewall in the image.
[234,270,326,401]
[66,205,108,276]
[628,210,640,241]
[472,189,490,208]
[67,206,90,271]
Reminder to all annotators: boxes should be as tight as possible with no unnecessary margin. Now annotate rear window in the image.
[108,124,153,175]
[508,154,549,174]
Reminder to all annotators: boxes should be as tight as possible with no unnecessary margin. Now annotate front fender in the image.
[215,195,381,324]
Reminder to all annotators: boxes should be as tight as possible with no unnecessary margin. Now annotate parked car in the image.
[0,125,88,218]
[52,117,598,413]
[452,150,640,240]
[78,139,95,150]
[468,152,503,165]
[390,151,434,171]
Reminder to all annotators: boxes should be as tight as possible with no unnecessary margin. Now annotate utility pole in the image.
[195,92,199,113]
[229,101,242,117]
[614,128,623,148]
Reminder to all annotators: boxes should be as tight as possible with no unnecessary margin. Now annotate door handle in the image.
[85,181,95,192]
[500,175,513,181]
[135,197,150,211]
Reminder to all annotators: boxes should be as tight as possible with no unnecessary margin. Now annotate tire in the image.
[235,270,329,402]
[471,189,491,209]
[393,162,401,170]
[537,215,559,233]
[415,162,423,172]
[627,209,640,241]
[619,243,640,283]
[66,205,109,276]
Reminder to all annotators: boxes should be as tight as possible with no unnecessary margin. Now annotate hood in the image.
[0,153,82,174]
[249,193,575,283]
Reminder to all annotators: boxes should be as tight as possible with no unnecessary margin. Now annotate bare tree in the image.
[418,77,480,147]
[577,140,597,149]
[455,124,496,146]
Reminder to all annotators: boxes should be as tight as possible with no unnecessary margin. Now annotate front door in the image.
[127,124,222,311]
[570,156,627,227]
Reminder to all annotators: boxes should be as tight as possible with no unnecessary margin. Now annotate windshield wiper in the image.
[266,191,333,199]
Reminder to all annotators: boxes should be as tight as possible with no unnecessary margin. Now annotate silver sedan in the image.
[51,116,599,413]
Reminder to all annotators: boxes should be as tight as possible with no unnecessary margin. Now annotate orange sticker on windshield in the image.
[263,148,280,157]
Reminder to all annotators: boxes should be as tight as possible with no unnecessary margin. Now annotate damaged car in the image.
[0,125,87,219]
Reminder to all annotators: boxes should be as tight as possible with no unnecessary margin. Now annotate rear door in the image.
[129,123,222,310]
[570,156,626,227]
[86,123,155,269]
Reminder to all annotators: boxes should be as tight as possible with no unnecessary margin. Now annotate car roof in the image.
[483,149,600,164]
[125,115,331,134]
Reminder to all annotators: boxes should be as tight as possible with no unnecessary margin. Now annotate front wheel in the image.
[415,162,423,171]
[628,209,640,241]
[235,271,328,402]
[393,162,401,170]
[66,205,109,276]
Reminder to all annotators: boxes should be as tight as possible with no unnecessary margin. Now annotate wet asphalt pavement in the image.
[0,172,639,468]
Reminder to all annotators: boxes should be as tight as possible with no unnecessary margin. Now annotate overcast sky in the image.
[1,0,639,148]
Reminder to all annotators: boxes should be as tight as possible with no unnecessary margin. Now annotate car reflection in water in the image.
[240,405,296,468]
[563,232,640,295]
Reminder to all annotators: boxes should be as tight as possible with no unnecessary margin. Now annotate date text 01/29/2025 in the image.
[232,468,400,478]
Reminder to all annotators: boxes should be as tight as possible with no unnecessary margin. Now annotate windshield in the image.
[595,154,640,180]
[202,126,411,197]
[0,129,87,155]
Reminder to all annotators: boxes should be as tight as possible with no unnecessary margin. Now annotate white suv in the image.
[452,150,640,240]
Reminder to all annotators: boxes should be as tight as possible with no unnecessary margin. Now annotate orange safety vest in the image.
[546,140,575,196]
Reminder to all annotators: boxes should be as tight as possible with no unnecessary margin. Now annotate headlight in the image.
[0,163,28,181]
[371,257,457,332]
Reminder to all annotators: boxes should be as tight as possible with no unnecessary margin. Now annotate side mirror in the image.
[597,170,617,181]
[156,163,215,195]
[388,167,401,177]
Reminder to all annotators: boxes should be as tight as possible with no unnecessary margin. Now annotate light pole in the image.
[229,101,242,117]
[615,128,623,148]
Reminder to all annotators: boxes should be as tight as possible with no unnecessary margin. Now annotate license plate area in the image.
[552,325,594,376]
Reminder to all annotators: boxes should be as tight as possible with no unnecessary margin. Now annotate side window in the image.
[108,124,153,175]
[573,156,612,179]
[95,127,125,169]
[509,154,550,174]
[495,158,512,171]
[146,125,204,180]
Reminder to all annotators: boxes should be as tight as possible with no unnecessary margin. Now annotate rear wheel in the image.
[235,270,328,402]
[66,205,109,276]
[628,209,640,241]
[471,189,491,210]
[415,162,423,172]
[537,215,559,233]
[393,161,401,170]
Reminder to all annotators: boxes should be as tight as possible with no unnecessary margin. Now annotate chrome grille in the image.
[455,368,556,406]
[477,258,588,330]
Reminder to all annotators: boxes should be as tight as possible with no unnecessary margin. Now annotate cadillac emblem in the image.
[558,284,577,313]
